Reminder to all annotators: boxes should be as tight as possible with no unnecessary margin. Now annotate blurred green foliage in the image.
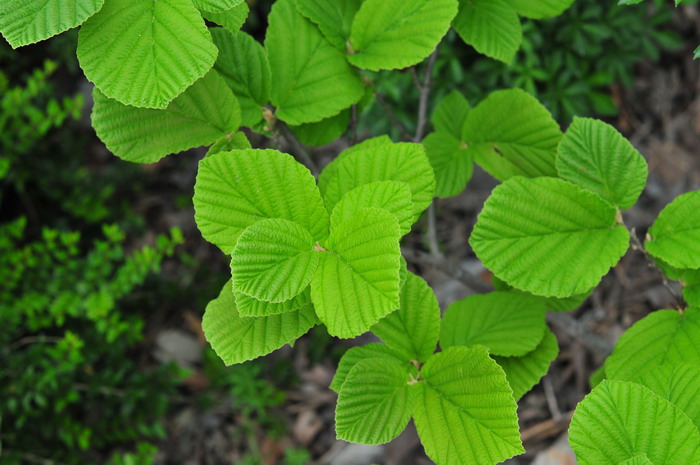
[0,219,184,464]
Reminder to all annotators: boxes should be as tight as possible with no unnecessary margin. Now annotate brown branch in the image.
[426,202,442,257]
[413,47,440,143]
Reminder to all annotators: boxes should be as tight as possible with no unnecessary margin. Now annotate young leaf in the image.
[462,89,562,181]
[493,328,559,400]
[318,142,436,219]
[92,70,241,163]
[347,0,458,71]
[317,136,394,193]
[235,288,312,318]
[330,343,406,392]
[423,131,474,198]
[336,358,415,444]
[510,0,575,19]
[311,208,402,338]
[193,149,329,254]
[212,28,271,128]
[191,0,242,12]
[440,291,546,357]
[557,117,648,210]
[77,0,218,109]
[453,0,521,64]
[0,0,105,48]
[265,0,364,125]
[371,272,440,363]
[569,380,700,465]
[293,0,361,50]
[646,190,700,269]
[605,308,700,382]
[201,2,249,36]
[231,219,319,303]
[330,181,415,236]
[413,346,524,465]
[290,110,350,147]
[202,281,318,364]
[635,363,700,429]
[431,91,471,139]
[470,177,630,297]
[207,132,252,157]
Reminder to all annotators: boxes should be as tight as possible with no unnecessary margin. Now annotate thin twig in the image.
[276,121,319,176]
[374,91,412,140]
[546,313,613,356]
[413,47,440,142]
[426,202,442,257]
[628,227,684,309]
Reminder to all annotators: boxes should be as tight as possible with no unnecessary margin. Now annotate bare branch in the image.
[413,47,440,142]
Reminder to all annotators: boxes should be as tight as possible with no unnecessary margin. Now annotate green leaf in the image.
[330,343,406,392]
[201,2,249,35]
[453,0,521,64]
[317,136,394,191]
[311,208,401,338]
[202,281,318,364]
[431,91,471,139]
[347,0,458,71]
[235,288,311,317]
[318,142,436,219]
[413,346,524,465]
[212,28,271,128]
[440,291,546,356]
[569,380,700,465]
[470,176,630,297]
[330,181,415,236]
[646,190,700,269]
[605,308,700,381]
[0,0,104,48]
[206,132,252,157]
[694,45,700,60]
[293,0,361,50]
[336,358,415,444]
[684,285,700,307]
[290,109,350,146]
[371,272,440,363]
[618,456,653,465]
[92,70,241,163]
[635,363,700,430]
[266,0,364,125]
[191,0,242,13]
[193,149,329,254]
[462,89,562,181]
[77,0,218,109]
[423,131,473,198]
[493,328,559,400]
[231,219,319,303]
[557,117,648,210]
[510,0,575,19]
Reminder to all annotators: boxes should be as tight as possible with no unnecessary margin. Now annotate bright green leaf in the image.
[347,0,458,71]
[212,28,271,128]
[470,176,630,297]
[423,131,473,198]
[202,281,318,364]
[317,136,394,191]
[510,0,575,19]
[290,109,350,146]
[569,380,700,465]
[413,346,524,465]
[78,0,218,108]
[431,90,471,139]
[618,456,653,465]
[207,132,252,156]
[440,291,546,356]
[231,219,318,303]
[330,343,406,392]
[266,0,364,125]
[191,0,242,13]
[453,0,521,64]
[193,149,329,254]
[462,89,562,181]
[318,142,436,219]
[293,0,361,49]
[557,117,648,209]
[0,0,104,48]
[371,272,440,363]
[605,308,700,381]
[311,208,401,338]
[646,190,700,269]
[235,288,312,317]
[330,181,415,236]
[201,2,249,35]
[92,70,241,163]
[493,328,559,400]
[636,363,700,429]
[336,358,415,444]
